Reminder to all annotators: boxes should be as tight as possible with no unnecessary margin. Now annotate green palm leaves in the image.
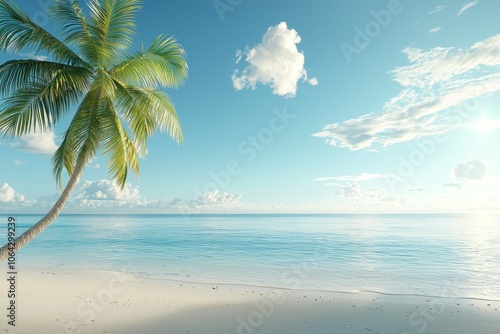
[0,0,188,189]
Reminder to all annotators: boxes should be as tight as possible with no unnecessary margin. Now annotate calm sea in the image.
[3,214,500,300]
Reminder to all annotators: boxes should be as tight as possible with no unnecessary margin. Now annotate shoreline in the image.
[3,268,499,333]
[19,265,500,302]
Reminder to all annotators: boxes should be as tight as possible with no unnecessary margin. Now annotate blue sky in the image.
[1,0,500,213]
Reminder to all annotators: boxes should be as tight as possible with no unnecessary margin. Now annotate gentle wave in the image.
[2,214,499,300]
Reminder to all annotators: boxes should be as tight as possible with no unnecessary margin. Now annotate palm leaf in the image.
[0,0,89,67]
[86,0,141,67]
[110,34,188,88]
[50,0,99,65]
[0,59,91,97]
[99,97,139,188]
[0,65,91,137]
[113,80,183,155]
[52,86,102,186]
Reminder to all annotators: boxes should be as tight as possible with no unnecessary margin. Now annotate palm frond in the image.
[0,59,92,97]
[87,0,141,67]
[145,89,183,143]
[99,97,139,188]
[50,0,99,65]
[113,80,155,156]
[0,65,91,137]
[110,34,188,88]
[113,80,183,155]
[0,0,89,67]
[52,87,102,186]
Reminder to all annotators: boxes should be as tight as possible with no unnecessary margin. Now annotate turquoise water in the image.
[2,214,499,299]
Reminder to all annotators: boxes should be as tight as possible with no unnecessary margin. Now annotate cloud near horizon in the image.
[314,173,390,184]
[232,22,317,98]
[314,34,500,151]
[0,177,288,213]
[0,183,25,203]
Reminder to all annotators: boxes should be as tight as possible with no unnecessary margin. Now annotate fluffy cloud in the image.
[314,34,500,151]
[147,191,244,212]
[452,160,487,180]
[340,183,362,198]
[457,0,479,16]
[11,131,58,155]
[191,191,241,209]
[0,183,25,203]
[70,182,249,212]
[428,27,441,34]
[232,22,317,98]
[75,180,141,202]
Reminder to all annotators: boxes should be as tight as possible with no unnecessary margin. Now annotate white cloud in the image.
[11,131,58,155]
[314,173,390,183]
[335,183,402,206]
[452,160,487,180]
[232,22,317,98]
[430,5,446,14]
[19,52,48,61]
[76,180,141,201]
[407,188,426,192]
[235,49,243,64]
[13,160,25,166]
[0,183,25,203]
[457,0,480,16]
[314,34,500,151]
[340,183,362,198]
[190,191,242,210]
[428,27,441,34]
[443,183,462,189]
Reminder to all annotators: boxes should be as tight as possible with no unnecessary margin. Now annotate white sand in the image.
[1,269,499,333]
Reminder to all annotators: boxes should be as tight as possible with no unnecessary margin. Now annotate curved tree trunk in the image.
[0,159,86,262]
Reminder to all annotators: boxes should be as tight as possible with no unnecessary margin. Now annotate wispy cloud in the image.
[457,0,480,16]
[443,183,462,189]
[232,22,317,98]
[430,5,446,14]
[428,27,441,34]
[314,173,389,183]
[11,131,58,155]
[314,34,500,151]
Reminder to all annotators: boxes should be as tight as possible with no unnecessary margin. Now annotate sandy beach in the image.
[1,269,497,334]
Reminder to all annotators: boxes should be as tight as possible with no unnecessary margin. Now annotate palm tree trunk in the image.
[0,158,86,262]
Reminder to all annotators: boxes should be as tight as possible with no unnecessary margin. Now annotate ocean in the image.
[3,214,500,300]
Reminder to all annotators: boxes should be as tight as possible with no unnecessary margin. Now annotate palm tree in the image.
[0,0,188,261]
